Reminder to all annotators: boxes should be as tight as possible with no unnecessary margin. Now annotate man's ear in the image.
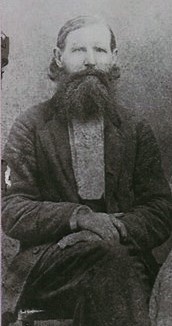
[112,48,118,65]
[53,47,63,68]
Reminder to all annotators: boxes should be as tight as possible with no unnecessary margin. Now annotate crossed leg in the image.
[21,233,152,326]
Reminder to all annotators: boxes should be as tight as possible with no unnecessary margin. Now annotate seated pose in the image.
[2,15,172,326]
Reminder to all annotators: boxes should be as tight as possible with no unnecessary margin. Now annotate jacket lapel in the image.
[104,113,126,212]
[38,110,79,203]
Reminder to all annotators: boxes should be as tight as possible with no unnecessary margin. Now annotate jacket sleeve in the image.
[1,111,84,247]
[120,120,172,251]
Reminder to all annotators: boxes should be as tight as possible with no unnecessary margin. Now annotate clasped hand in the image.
[76,212,121,245]
[58,212,127,249]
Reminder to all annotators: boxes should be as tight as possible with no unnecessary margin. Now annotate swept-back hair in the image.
[56,15,117,52]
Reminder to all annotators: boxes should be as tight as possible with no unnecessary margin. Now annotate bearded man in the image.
[2,16,172,326]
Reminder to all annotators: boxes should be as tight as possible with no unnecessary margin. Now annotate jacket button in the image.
[32,247,40,254]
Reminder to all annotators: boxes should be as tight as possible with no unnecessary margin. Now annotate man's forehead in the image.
[65,23,111,46]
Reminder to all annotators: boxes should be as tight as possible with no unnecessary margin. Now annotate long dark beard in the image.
[52,66,120,122]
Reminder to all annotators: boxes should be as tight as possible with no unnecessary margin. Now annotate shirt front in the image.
[68,116,105,201]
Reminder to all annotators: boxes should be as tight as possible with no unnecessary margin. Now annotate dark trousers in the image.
[22,233,153,326]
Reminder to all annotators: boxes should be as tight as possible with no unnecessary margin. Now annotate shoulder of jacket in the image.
[13,98,56,131]
[116,104,150,130]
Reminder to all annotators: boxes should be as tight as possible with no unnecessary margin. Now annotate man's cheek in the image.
[66,58,86,73]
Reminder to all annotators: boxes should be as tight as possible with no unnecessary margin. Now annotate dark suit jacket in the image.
[2,95,172,315]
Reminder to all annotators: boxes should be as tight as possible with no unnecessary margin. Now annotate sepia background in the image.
[2,0,172,272]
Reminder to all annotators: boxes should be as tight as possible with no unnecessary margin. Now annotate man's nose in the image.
[84,50,96,68]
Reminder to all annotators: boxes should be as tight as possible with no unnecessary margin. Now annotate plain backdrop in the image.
[1,0,172,267]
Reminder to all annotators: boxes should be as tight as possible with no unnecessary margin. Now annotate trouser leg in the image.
[22,238,152,326]
[21,237,108,318]
[72,244,152,326]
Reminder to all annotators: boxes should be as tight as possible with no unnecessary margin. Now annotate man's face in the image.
[58,23,117,73]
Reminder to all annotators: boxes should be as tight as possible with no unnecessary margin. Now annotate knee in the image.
[112,241,129,259]
[93,242,131,274]
[82,243,131,293]
[102,241,131,270]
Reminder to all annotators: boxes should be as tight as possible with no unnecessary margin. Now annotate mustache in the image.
[48,57,120,84]
[64,68,111,88]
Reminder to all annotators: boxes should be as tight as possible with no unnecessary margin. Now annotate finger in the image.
[113,212,124,218]
[111,217,127,241]
[102,218,120,242]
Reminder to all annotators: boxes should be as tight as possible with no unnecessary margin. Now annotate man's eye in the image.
[72,47,86,52]
[95,47,107,53]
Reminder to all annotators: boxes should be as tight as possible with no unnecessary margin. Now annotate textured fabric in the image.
[68,116,104,200]
[2,97,172,317]
[22,234,152,326]
[149,250,172,326]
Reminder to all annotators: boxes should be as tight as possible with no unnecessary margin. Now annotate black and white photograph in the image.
[1,1,172,325]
